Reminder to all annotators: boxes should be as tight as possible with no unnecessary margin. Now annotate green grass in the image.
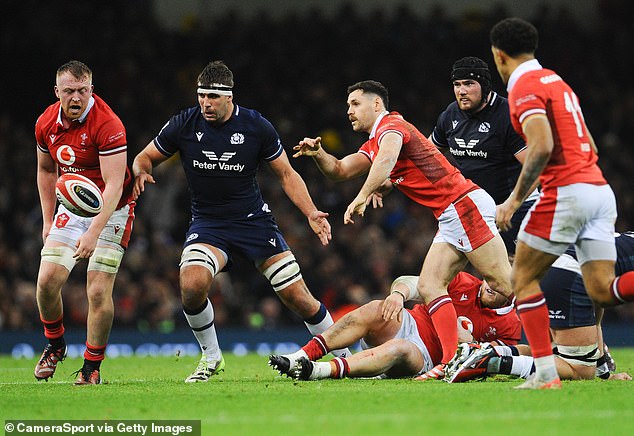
[2,350,634,435]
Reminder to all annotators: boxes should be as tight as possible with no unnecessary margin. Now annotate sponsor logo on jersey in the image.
[262,203,271,213]
[460,293,468,301]
[49,134,57,144]
[540,74,561,84]
[56,145,76,165]
[451,138,488,158]
[548,309,566,320]
[230,133,245,145]
[478,122,490,133]
[452,120,459,129]
[195,151,244,172]
[196,132,204,141]
[515,94,537,106]
[268,238,276,247]
[80,133,88,146]
[393,176,404,185]
[186,232,199,242]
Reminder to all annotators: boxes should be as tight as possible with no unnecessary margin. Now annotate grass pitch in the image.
[2,350,633,435]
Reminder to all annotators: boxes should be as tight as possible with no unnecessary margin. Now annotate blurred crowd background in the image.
[1,0,632,335]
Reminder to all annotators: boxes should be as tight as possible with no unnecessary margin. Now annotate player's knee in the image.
[554,344,600,380]
[585,287,615,306]
[180,273,211,300]
[261,254,302,292]
[359,300,384,319]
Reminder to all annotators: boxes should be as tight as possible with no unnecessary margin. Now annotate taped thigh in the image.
[262,254,302,292]
[553,343,600,367]
[41,246,77,272]
[88,245,124,274]
[180,244,222,277]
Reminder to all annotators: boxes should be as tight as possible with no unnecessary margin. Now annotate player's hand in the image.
[495,198,518,232]
[41,222,53,244]
[382,292,404,322]
[293,136,322,158]
[344,194,367,224]
[74,230,99,259]
[307,210,331,246]
[366,192,383,209]
[132,173,155,200]
[608,372,632,381]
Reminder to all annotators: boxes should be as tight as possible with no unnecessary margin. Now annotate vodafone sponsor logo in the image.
[56,145,76,165]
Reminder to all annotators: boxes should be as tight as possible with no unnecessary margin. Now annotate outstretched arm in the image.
[269,150,331,246]
[344,132,402,224]
[131,140,170,200]
[293,136,370,181]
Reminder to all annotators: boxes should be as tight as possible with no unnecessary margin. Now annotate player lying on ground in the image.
[269,272,520,380]
[445,232,634,383]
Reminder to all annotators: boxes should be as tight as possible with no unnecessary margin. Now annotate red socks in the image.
[302,334,329,361]
[516,293,552,359]
[41,314,65,339]
[84,342,107,362]
[610,271,634,304]
[427,295,458,364]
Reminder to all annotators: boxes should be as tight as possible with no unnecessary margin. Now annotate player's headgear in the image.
[451,57,492,101]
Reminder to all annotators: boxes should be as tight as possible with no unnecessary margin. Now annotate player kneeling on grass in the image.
[270,272,520,380]
[445,233,634,384]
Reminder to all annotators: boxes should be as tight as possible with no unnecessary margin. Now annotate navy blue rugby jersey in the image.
[154,104,283,219]
[430,92,526,204]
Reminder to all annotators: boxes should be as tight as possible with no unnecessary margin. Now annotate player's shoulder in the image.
[35,102,60,129]
[232,105,275,130]
[448,271,481,293]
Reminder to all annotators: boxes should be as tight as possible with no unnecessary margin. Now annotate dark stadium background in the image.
[1,0,632,356]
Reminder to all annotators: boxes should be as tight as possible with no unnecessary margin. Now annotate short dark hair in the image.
[57,60,92,81]
[347,80,389,109]
[490,17,539,57]
[197,60,234,87]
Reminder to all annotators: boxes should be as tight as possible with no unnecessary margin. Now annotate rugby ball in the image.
[457,316,474,333]
[55,173,103,217]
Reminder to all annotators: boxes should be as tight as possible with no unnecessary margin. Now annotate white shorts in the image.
[433,188,498,252]
[359,310,434,376]
[519,183,616,260]
[47,203,135,249]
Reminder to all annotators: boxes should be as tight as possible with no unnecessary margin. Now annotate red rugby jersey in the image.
[35,94,133,209]
[408,272,521,365]
[508,62,606,190]
[359,112,478,218]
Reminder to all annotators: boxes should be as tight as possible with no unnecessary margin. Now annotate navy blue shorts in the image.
[184,209,290,271]
[501,199,535,256]
[540,266,595,328]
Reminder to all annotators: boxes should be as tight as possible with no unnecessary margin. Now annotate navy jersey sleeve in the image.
[257,114,284,161]
[430,107,451,148]
[500,100,526,155]
[154,109,191,157]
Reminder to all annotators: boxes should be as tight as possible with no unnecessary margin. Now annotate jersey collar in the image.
[369,110,390,139]
[56,96,95,126]
[507,59,542,93]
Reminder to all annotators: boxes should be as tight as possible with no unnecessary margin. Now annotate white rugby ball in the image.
[457,316,474,333]
[55,173,104,217]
